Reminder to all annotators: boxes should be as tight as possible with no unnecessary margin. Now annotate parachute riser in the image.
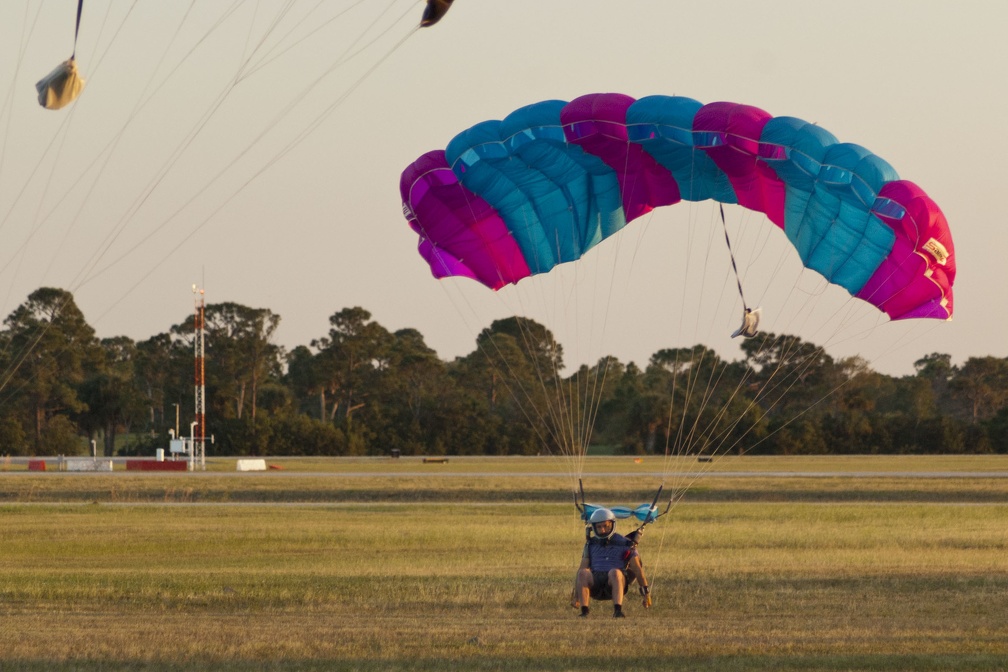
[630,484,672,536]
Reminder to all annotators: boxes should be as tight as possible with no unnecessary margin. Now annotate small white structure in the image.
[64,458,113,472]
[236,459,267,472]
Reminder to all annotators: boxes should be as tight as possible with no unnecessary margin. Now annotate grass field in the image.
[2,455,1007,671]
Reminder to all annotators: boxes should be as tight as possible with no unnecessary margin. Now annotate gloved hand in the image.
[639,584,651,608]
[626,529,642,545]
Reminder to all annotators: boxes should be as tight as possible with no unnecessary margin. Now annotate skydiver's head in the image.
[589,508,616,540]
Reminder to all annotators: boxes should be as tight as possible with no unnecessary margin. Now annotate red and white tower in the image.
[193,285,206,470]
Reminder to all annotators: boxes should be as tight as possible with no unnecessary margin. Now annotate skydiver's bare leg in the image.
[575,568,593,609]
[607,568,625,608]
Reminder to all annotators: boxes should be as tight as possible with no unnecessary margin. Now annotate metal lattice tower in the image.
[193,285,206,470]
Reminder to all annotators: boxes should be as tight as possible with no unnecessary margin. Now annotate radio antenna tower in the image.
[192,285,206,470]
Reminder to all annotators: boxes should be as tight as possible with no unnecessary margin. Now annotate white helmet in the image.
[588,508,616,539]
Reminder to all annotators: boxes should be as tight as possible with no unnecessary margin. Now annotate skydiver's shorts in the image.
[589,569,629,600]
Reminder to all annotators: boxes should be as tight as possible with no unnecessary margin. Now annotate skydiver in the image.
[572,508,651,618]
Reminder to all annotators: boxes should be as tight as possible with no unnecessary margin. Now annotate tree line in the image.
[1,287,1006,458]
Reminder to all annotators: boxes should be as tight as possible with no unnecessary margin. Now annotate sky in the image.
[0,0,1004,378]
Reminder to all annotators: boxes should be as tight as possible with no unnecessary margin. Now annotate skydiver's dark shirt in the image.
[582,533,637,573]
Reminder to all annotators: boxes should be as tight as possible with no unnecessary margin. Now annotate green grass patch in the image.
[1,458,1007,670]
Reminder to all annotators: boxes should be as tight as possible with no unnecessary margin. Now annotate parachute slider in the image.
[36,58,86,110]
[581,502,658,524]
[731,307,761,339]
[420,0,454,27]
[37,0,86,110]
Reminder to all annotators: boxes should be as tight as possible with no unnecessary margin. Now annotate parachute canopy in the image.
[400,93,955,321]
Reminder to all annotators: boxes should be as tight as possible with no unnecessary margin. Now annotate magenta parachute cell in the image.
[400,93,955,321]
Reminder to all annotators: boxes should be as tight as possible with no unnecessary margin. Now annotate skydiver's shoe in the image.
[613,605,625,618]
[579,606,589,618]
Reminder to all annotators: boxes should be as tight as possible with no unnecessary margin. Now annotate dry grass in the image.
[1,457,1007,670]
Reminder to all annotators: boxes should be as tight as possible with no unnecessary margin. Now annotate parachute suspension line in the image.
[237,0,372,83]
[0,290,88,403]
[720,306,905,463]
[0,112,70,266]
[234,0,297,82]
[522,245,586,484]
[431,200,582,486]
[497,215,571,472]
[420,262,561,462]
[663,345,736,504]
[671,331,859,500]
[84,5,419,305]
[76,1,142,82]
[1,4,417,399]
[681,350,845,494]
[0,93,88,330]
[571,223,591,477]
[427,182,580,479]
[0,1,141,388]
[499,205,590,483]
[656,169,701,498]
[653,184,757,510]
[656,203,766,510]
[6,0,410,346]
[240,0,332,77]
[674,209,768,462]
[41,2,202,285]
[574,226,635,480]
[137,2,245,113]
[20,0,229,243]
[0,1,42,187]
[666,209,695,459]
[500,202,623,485]
[0,0,163,297]
[736,208,778,311]
[61,5,275,296]
[552,223,581,473]
[0,315,60,399]
[665,202,728,473]
[0,0,115,248]
[567,205,643,481]
[305,0,415,77]
[91,29,422,316]
[0,1,234,338]
[564,242,586,481]
[565,146,663,481]
[30,3,141,284]
[709,315,929,467]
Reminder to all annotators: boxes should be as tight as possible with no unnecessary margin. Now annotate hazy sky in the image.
[1,1,1004,377]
